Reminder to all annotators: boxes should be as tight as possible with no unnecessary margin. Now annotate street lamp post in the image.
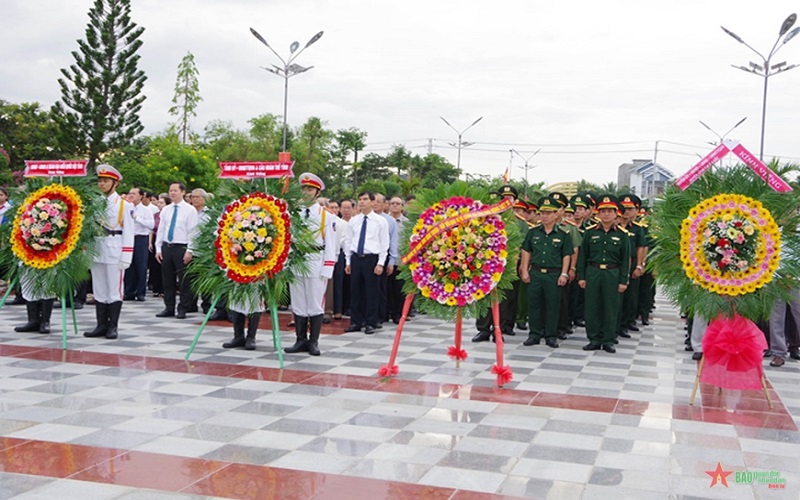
[722,14,800,161]
[699,117,747,168]
[440,116,483,174]
[250,27,324,153]
[510,148,541,198]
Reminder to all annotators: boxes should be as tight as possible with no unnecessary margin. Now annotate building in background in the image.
[617,159,675,203]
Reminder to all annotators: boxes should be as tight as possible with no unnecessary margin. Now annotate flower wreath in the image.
[11,184,83,269]
[680,194,780,296]
[398,183,522,320]
[407,196,508,306]
[0,178,104,302]
[651,164,800,320]
[214,192,291,284]
[188,180,315,313]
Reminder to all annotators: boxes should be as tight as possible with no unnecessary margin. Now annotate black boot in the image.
[105,302,122,339]
[244,313,261,350]
[38,299,54,334]
[15,301,41,332]
[84,303,109,337]
[284,315,309,353]
[223,312,247,348]
[308,314,323,356]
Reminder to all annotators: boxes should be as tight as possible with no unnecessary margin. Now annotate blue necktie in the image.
[167,205,178,242]
[357,215,368,256]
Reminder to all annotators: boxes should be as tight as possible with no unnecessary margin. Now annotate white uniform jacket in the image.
[299,203,338,279]
[95,192,135,266]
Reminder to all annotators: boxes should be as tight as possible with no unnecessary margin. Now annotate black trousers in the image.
[124,235,149,298]
[476,280,518,334]
[148,246,163,294]
[161,244,192,314]
[350,254,380,328]
[387,268,405,321]
[333,250,350,315]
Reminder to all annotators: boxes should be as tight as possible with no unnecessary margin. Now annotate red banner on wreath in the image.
[218,161,294,179]
[24,160,87,177]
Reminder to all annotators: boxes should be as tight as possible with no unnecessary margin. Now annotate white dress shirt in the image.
[344,211,390,265]
[155,200,199,251]
[131,202,155,236]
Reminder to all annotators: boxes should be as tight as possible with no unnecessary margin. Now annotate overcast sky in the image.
[2,0,800,186]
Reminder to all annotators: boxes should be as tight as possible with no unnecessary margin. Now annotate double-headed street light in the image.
[440,116,483,173]
[510,148,541,198]
[698,117,748,145]
[250,27,324,152]
[722,13,800,160]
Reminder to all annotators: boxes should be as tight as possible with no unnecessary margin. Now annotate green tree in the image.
[414,153,460,187]
[385,145,413,177]
[132,134,218,194]
[358,152,390,184]
[292,116,333,175]
[52,0,147,170]
[169,51,202,144]
[335,127,367,190]
[0,100,64,185]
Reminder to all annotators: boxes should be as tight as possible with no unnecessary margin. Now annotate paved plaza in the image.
[0,291,798,499]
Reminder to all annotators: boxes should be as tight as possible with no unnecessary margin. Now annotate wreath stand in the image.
[0,277,80,351]
[185,293,285,368]
[689,314,772,408]
[379,291,513,387]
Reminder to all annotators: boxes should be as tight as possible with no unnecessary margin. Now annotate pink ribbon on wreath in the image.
[701,313,767,390]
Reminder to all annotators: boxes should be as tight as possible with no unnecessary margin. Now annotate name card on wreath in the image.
[24,160,88,177]
[218,161,294,179]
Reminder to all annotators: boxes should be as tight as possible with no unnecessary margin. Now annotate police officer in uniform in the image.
[84,165,134,340]
[285,173,338,356]
[519,196,571,348]
[577,194,631,353]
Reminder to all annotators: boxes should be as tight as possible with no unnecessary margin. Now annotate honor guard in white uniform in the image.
[84,165,134,340]
[285,173,338,356]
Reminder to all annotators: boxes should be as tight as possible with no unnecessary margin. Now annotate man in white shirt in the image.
[345,192,390,335]
[84,165,134,340]
[155,182,199,319]
[123,187,155,302]
[387,196,409,323]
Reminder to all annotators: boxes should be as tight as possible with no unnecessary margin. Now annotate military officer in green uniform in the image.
[513,198,534,332]
[577,194,631,353]
[616,194,647,338]
[637,205,656,325]
[570,194,593,328]
[519,196,571,348]
[548,191,581,339]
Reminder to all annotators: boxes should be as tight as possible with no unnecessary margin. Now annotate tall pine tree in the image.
[52,0,146,169]
[169,52,202,144]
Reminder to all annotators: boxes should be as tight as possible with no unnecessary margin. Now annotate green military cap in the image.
[582,192,597,207]
[564,203,575,214]
[596,194,620,210]
[547,191,568,208]
[618,194,641,209]
[537,196,561,212]
[569,194,589,209]
[491,184,519,199]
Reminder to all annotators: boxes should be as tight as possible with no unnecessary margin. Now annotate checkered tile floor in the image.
[1,291,799,499]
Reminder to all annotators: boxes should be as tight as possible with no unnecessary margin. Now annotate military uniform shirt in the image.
[577,224,631,285]
[522,225,572,268]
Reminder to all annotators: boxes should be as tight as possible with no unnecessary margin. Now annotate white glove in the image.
[118,262,131,271]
